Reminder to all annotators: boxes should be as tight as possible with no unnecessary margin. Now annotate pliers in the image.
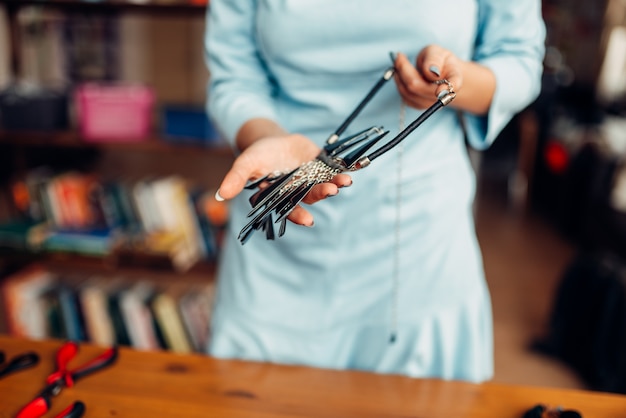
[239,54,456,244]
[15,341,118,418]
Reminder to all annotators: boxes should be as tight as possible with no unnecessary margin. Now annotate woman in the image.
[204,1,545,382]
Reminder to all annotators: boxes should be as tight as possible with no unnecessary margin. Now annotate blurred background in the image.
[0,0,625,395]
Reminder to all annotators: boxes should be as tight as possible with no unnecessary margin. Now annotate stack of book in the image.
[0,265,216,353]
[0,168,228,272]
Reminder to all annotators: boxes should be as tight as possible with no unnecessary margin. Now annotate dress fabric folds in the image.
[205,0,546,381]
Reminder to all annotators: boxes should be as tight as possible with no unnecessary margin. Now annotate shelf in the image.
[0,0,222,284]
[0,246,216,281]
[0,0,208,15]
[0,130,234,156]
[45,252,216,281]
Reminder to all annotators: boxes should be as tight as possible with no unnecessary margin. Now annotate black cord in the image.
[331,67,395,139]
[368,99,443,162]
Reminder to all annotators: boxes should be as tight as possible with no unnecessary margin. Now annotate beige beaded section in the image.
[276,158,342,198]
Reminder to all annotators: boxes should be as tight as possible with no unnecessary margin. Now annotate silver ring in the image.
[434,79,454,93]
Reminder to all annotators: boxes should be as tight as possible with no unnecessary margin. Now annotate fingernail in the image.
[437,89,450,99]
[215,189,225,202]
[306,220,314,228]
[338,179,353,189]
[429,65,441,77]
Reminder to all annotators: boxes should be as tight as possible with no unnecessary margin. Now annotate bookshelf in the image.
[2,0,207,13]
[0,0,230,352]
[0,129,233,155]
[0,0,209,33]
[3,0,209,76]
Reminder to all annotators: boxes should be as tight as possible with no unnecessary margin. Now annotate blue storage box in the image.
[161,105,221,144]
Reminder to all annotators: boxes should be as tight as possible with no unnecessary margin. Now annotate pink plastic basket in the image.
[76,84,155,142]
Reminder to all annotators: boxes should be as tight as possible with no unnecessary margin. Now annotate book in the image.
[100,180,142,231]
[42,227,121,256]
[63,15,120,83]
[41,287,65,339]
[132,178,162,233]
[79,277,117,346]
[0,265,55,339]
[56,281,87,341]
[10,180,32,220]
[45,174,65,227]
[190,189,229,259]
[24,167,56,224]
[119,281,161,350]
[150,283,193,354]
[90,181,126,230]
[18,9,67,86]
[115,230,193,271]
[148,297,168,350]
[0,220,48,250]
[189,189,218,259]
[107,285,132,347]
[178,281,215,352]
[49,172,98,229]
[149,176,204,265]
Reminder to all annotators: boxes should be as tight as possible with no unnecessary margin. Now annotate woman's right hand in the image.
[216,133,352,227]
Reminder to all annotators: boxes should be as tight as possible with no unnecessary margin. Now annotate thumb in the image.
[216,155,257,201]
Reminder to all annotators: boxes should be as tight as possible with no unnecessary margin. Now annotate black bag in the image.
[534,252,626,394]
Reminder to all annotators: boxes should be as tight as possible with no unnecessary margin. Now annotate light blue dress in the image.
[205,0,545,382]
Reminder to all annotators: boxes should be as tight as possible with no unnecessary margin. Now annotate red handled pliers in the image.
[15,341,118,418]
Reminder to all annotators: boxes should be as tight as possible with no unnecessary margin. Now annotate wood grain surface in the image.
[1,336,625,418]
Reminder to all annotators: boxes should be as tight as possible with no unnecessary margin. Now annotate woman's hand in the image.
[217,132,352,227]
[393,46,496,115]
[393,46,463,109]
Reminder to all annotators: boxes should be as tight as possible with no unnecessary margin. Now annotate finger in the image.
[395,77,437,109]
[396,81,436,109]
[287,205,314,227]
[301,182,339,205]
[299,172,352,205]
[432,69,462,100]
[421,48,463,99]
[441,61,463,94]
[394,52,438,108]
[332,173,353,188]
[417,45,449,83]
[394,52,430,95]
[217,154,259,200]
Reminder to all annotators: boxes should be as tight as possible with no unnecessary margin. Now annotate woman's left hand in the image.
[392,46,496,115]
[393,46,463,109]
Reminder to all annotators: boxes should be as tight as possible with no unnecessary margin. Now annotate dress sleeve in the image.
[204,0,278,147]
[464,0,546,150]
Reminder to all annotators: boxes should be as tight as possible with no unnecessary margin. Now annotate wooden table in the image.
[1,336,625,418]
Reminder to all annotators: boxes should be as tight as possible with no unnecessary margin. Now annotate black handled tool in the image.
[0,351,39,379]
